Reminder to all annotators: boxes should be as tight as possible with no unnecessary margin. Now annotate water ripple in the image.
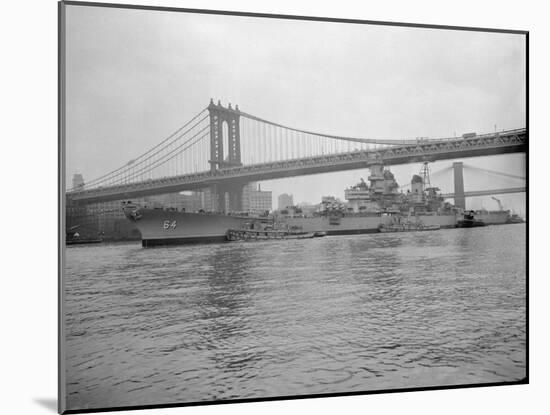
[64,225,526,410]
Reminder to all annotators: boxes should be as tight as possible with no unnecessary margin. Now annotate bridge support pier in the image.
[206,100,245,213]
[210,182,246,213]
[453,161,466,210]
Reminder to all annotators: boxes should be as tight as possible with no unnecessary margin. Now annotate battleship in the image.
[123,162,510,247]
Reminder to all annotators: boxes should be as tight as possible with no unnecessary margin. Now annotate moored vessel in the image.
[378,220,440,233]
[456,211,486,228]
[226,229,316,241]
[66,226,104,245]
[506,213,525,224]
[225,220,316,241]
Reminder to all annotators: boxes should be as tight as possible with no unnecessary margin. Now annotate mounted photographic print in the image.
[59,1,528,413]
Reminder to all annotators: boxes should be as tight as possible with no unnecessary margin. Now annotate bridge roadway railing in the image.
[413,128,526,143]
[67,128,526,202]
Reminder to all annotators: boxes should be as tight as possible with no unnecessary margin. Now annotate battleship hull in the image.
[124,208,249,246]
[123,206,465,247]
[123,206,511,247]
[280,213,458,235]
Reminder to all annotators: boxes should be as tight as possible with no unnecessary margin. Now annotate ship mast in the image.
[419,162,432,189]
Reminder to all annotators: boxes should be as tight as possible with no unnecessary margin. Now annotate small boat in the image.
[506,214,525,224]
[66,228,103,245]
[66,238,103,245]
[378,222,440,233]
[226,221,316,242]
[456,211,486,228]
[226,228,315,241]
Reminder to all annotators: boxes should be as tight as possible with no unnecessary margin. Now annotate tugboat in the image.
[66,225,103,245]
[226,221,316,242]
[506,213,525,224]
[378,217,440,233]
[456,210,486,228]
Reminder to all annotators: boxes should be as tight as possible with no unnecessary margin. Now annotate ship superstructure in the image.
[343,162,455,216]
[344,162,402,214]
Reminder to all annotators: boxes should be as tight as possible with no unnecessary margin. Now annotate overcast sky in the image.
[65,4,526,214]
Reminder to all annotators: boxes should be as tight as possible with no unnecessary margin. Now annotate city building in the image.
[242,183,272,213]
[72,173,85,189]
[198,188,213,212]
[278,193,294,210]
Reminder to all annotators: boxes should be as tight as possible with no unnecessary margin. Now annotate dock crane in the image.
[491,196,503,210]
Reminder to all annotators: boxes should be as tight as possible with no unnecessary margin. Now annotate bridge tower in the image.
[207,99,245,212]
[453,161,466,210]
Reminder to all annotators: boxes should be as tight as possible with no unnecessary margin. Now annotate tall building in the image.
[198,188,213,212]
[278,193,294,210]
[72,173,84,189]
[242,183,272,213]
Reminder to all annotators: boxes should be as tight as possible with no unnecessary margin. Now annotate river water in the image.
[63,224,526,411]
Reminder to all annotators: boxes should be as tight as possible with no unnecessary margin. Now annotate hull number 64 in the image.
[163,220,177,230]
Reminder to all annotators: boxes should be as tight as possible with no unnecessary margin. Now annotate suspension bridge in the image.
[413,162,526,207]
[67,99,527,209]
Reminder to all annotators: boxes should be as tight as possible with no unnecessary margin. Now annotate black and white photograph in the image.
[59,1,527,413]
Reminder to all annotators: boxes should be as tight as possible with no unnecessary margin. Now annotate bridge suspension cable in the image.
[240,111,447,146]
[121,127,210,183]
[397,165,453,189]
[427,165,453,185]
[108,120,209,185]
[463,163,525,181]
[71,108,210,190]
[109,115,209,186]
